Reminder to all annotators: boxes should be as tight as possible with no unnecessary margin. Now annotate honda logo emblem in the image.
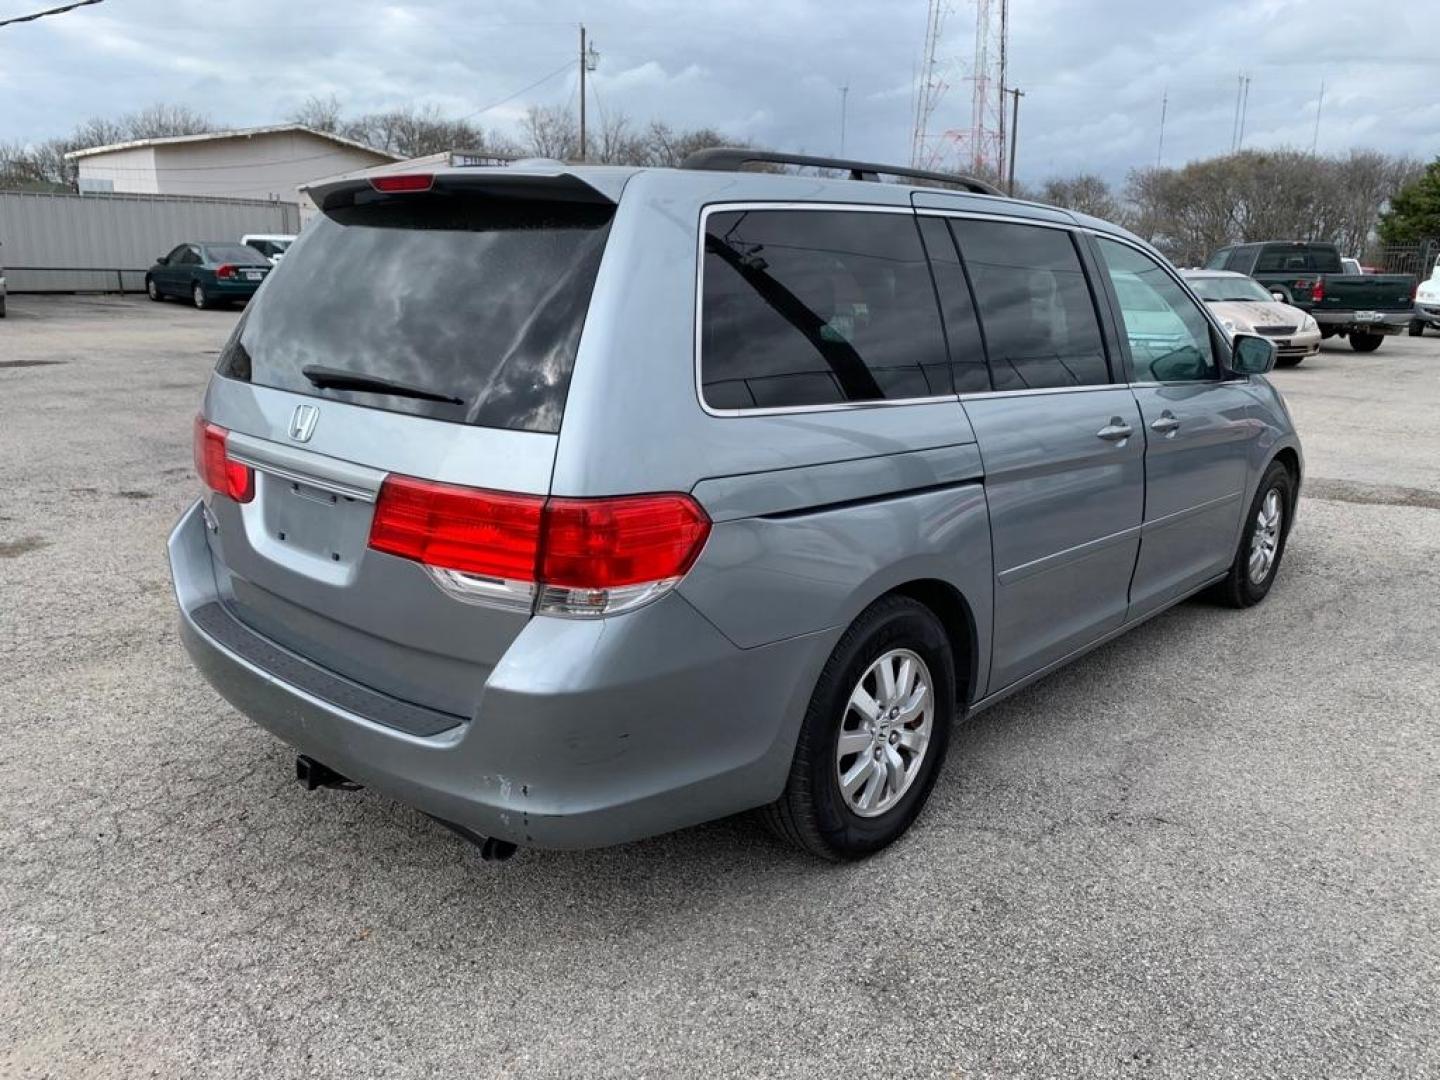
[288,404,319,443]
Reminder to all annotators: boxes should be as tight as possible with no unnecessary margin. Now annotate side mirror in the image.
[1231,333,1276,376]
[156,254,169,265]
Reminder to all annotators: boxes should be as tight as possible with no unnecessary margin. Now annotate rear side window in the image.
[700,209,951,410]
[950,220,1110,390]
[1204,248,1231,270]
[219,194,613,433]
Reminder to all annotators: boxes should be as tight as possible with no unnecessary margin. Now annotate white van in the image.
[240,234,296,264]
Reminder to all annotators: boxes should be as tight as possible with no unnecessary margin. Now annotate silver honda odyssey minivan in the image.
[169,150,1301,860]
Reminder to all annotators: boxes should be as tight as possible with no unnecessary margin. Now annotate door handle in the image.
[1096,419,1133,442]
[1150,412,1181,435]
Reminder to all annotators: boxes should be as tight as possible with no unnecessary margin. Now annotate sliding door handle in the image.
[1150,412,1181,435]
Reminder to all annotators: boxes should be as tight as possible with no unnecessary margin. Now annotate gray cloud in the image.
[1,0,1435,184]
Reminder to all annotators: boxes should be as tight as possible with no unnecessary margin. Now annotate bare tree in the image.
[520,105,579,161]
[289,94,344,134]
[1038,173,1121,220]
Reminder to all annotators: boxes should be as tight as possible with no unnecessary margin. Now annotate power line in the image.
[0,0,103,28]
[457,59,575,122]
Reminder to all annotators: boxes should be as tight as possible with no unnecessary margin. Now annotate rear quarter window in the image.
[218,194,613,434]
[699,208,951,410]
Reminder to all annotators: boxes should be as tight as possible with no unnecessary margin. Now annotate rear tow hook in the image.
[427,815,520,863]
[295,754,362,791]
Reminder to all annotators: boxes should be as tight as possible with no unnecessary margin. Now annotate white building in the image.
[66,124,400,203]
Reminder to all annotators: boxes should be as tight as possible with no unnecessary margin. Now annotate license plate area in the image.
[244,270,264,281]
[1354,310,1380,322]
[259,474,372,571]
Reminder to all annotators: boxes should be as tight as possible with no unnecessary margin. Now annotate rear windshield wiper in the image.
[300,365,464,405]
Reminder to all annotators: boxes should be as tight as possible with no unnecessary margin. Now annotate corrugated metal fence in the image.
[0,190,301,292]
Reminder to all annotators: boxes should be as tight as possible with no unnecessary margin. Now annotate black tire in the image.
[1409,320,1425,337]
[145,277,163,302]
[1212,460,1294,609]
[1349,332,1383,353]
[192,281,210,310]
[0,295,6,318]
[761,595,956,860]
[1275,355,1303,368]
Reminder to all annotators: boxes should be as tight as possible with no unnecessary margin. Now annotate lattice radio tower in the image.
[912,0,1010,178]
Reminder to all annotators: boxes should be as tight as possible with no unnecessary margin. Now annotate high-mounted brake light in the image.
[367,476,711,617]
[192,417,254,503]
[370,173,434,193]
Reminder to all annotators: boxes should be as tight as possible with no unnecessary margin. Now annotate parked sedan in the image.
[146,242,272,309]
[1182,270,1320,367]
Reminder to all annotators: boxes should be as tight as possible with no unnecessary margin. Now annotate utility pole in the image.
[1311,78,1325,154]
[1237,74,1251,149]
[1005,87,1023,195]
[1157,87,1168,167]
[577,24,598,161]
[1230,73,1243,152]
[839,83,849,157]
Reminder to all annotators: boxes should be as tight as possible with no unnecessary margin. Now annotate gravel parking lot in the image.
[3,294,1438,1079]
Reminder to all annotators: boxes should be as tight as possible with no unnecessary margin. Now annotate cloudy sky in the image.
[2,0,1437,183]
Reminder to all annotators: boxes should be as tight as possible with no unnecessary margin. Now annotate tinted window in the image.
[1204,248,1231,270]
[950,220,1109,390]
[177,247,201,266]
[700,209,951,409]
[218,195,613,433]
[1097,238,1217,383]
[1254,245,1342,274]
[916,217,991,394]
[164,244,189,264]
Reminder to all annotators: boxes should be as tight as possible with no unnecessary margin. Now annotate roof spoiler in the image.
[681,147,1002,196]
[305,167,620,213]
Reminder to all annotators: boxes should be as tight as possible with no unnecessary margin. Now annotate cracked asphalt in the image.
[2,295,1438,1078]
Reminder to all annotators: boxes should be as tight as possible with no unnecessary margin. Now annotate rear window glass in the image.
[950,220,1110,390]
[204,244,270,264]
[1254,245,1341,273]
[218,194,613,433]
[700,209,951,409]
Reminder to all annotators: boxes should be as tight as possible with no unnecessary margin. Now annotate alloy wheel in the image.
[1248,487,1283,585]
[835,648,934,818]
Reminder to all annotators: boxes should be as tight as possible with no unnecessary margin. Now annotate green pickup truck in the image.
[1205,241,1416,352]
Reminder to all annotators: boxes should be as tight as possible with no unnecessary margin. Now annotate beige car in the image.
[1183,270,1320,367]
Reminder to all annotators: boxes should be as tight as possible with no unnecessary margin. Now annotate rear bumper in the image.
[208,278,263,298]
[1312,310,1411,333]
[169,500,834,849]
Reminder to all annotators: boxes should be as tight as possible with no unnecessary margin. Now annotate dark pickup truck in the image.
[1205,241,1416,352]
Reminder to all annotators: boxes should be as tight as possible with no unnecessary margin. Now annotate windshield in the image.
[218,193,614,433]
[1186,275,1273,303]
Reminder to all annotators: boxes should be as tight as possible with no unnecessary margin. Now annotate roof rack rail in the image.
[680,147,1003,196]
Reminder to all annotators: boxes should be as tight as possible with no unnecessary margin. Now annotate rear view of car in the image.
[147,242,272,309]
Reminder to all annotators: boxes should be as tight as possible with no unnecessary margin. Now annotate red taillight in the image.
[367,477,711,616]
[370,173,434,193]
[192,417,254,503]
[1311,280,1325,303]
[215,263,236,280]
[368,476,544,581]
[543,494,711,589]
